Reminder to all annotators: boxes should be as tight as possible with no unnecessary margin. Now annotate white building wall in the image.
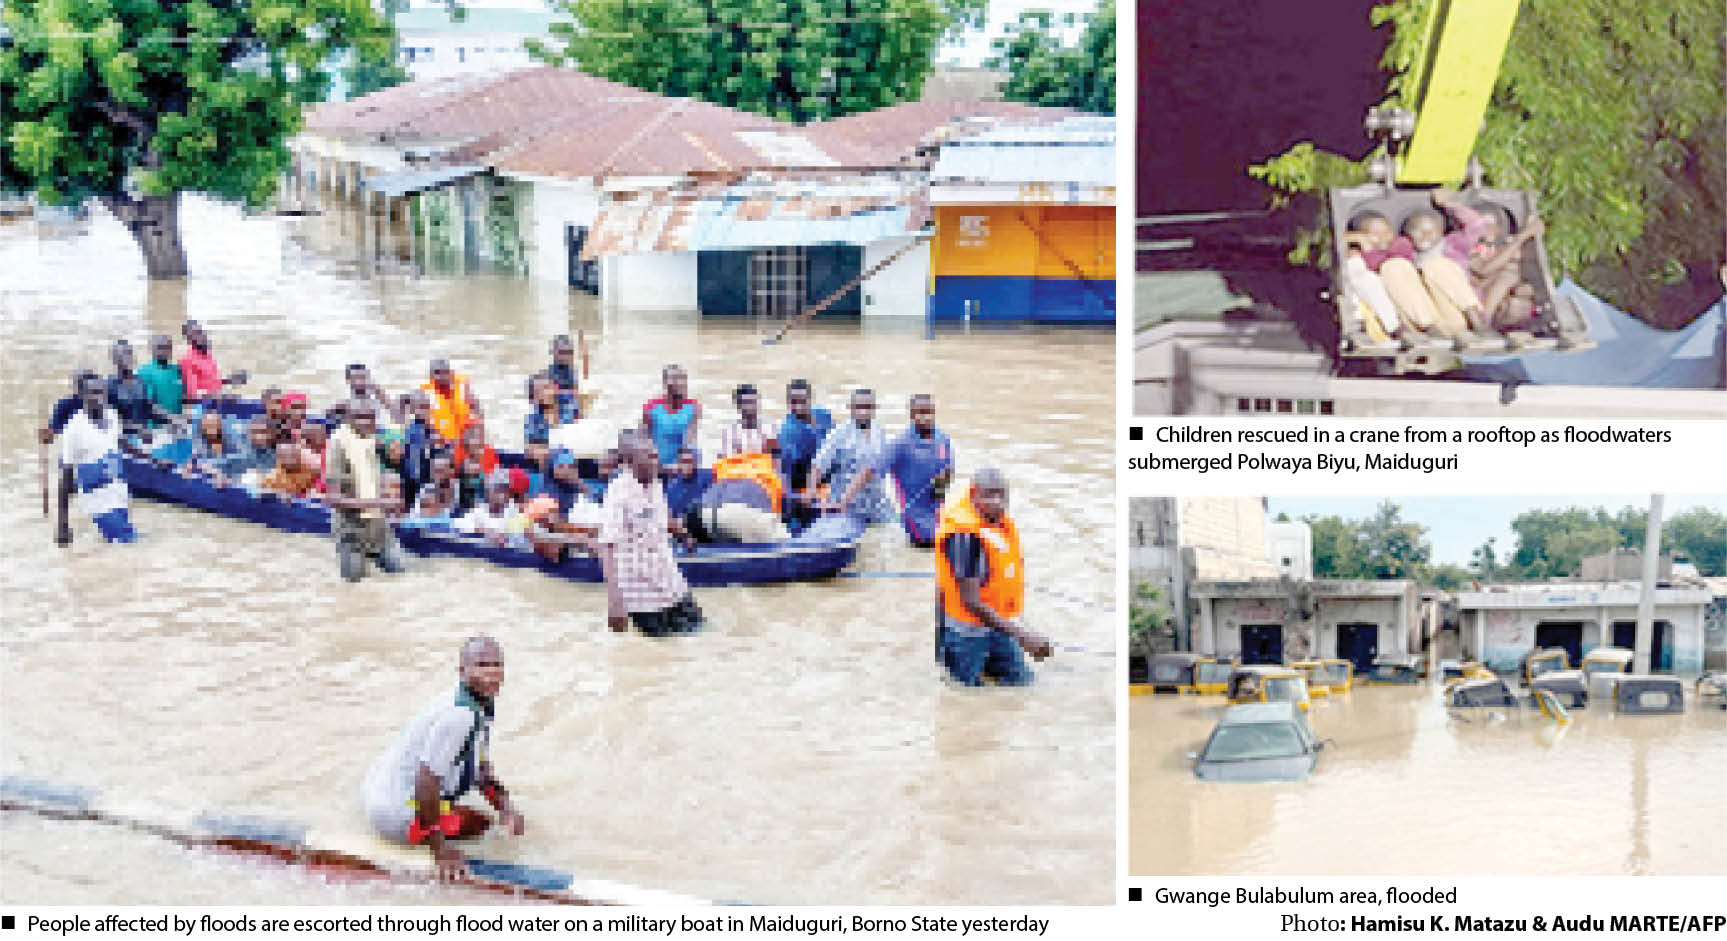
[1464,603,1708,673]
[860,237,930,318]
[602,253,698,310]
[398,32,538,82]
[1180,497,1278,581]
[522,180,601,283]
[1266,521,1313,581]
[1311,598,1405,663]
[1207,597,1290,661]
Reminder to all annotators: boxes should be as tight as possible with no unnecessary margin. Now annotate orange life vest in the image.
[711,452,783,515]
[421,375,474,443]
[934,489,1024,626]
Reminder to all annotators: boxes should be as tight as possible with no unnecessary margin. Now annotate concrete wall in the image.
[1310,598,1406,662]
[860,236,931,318]
[1205,597,1291,660]
[523,180,601,284]
[1266,521,1313,581]
[1181,497,1278,580]
[601,252,698,310]
[1462,603,1708,673]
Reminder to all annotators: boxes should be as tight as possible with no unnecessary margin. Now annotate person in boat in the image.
[641,364,700,467]
[135,334,184,424]
[583,447,619,504]
[326,398,407,582]
[882,394,954,548]
[776,379,832,496]
[600,430,702,637]
[380,471,406,521]
[407,454,460,525]
[337,363,396,427]
[187,411,238,481]
[361,635,525,883]
[810,388,893,525]
[523,374,576,446]
[105,339,158,440]
[281,392,310,445]
[229,416,279,480]
[452,422,497,477]
[177,320,248,406]
[455,453,487,516]
[456,470,527,546]
[260,442,319,498]
[300,421,330,493]
[546,334,580,406]
[717,383,770,458]
[55,374,138,546]
[663,447,712,521]
[934,468,1053,686]
[422,358,481,445]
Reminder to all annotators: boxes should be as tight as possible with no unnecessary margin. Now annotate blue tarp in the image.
[1458,280,1725,388]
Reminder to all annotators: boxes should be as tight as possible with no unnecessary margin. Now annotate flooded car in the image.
[1613,675,1685,715]
[1448,677,1518,708]
[1530,670,1589,708]
[1580,646,1634,678]
[1191,702,1323,782]
[1521,647,1569,685]
[1227,666,1311,712]
[1698,673,1727,709]
[1366,655,1424,685]
[1290,661,1330,698]
[1145,653,1207,694]
[1191,658,1235,696]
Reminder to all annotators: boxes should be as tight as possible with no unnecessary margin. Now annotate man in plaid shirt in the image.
[600,430,703,636]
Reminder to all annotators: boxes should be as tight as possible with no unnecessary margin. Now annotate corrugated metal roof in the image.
[358,165,488,198]
[930,116,1116,186]
[579,183,926,258]
[804,99,1078,162]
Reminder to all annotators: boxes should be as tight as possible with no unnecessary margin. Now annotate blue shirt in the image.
[811,420,894,525]
[777,408,834,482]
[643,399,698,466]
[663,468,713,519]
[882,426,954,542]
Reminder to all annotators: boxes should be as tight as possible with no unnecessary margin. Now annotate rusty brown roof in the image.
[803,99,1078,162]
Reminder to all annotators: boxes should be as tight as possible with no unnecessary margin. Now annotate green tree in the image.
[986,0,1114,114]
[526,0,981,123]
[2,0,395,279]
[1505,507,1618,578]
[1427,563,1472,592]
[1469,536,1499,581]
[1304,501,1434,582]
[1305,514,1368,579]
[1128,582,1170,657]
[1248,0,1725,320]
[1665,507,1727,576]
[342,0,413,98]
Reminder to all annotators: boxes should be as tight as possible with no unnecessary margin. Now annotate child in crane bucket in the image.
[1344,211,1470,345]
[1468,206,1545,331]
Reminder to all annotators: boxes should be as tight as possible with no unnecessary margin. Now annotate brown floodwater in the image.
[0,197,1116,904]
[1130,684,1727,876]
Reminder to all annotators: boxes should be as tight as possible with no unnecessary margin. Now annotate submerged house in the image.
[1188,578,1422,673]
[291,69,1105,321]
[1454,582,1712,674]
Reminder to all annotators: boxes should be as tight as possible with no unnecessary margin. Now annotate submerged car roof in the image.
[1218,702,1302,724]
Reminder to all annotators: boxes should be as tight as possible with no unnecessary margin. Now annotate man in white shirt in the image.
[361,636,524,882]
[56,375,137,545]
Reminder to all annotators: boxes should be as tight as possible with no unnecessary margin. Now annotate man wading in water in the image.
[55,374,138,545]
[362,636,525,882]
[934,468,1052,685]
[325,398,407,581]
[600,430,703,636]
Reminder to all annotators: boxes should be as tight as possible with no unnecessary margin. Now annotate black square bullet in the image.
[1128,887,1142,901]
[3,915,16,929]
[1128,426,1143,441]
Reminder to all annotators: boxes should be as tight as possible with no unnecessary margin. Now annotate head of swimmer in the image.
[460,635,504,701]
[969,467,1009,523]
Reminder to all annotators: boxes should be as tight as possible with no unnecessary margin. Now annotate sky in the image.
[1267,495,1727,568]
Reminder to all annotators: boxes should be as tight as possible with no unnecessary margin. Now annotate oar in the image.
[763,236,929,345]
[39,437,50,518]
[577,330,590,381]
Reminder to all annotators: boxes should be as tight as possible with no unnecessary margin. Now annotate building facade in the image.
[1454,583,1712,674]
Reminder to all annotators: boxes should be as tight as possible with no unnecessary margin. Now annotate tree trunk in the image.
[102,191,189,279]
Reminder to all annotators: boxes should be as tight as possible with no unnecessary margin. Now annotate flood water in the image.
[0,197,1116,904]
[1130,685,1727,876]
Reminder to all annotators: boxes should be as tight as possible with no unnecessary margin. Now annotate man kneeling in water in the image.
[361,636,525,882]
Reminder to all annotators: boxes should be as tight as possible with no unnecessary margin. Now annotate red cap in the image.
[507,467,529,495]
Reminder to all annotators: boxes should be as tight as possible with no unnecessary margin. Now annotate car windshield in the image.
[1582,661,1622,676]
[1530,657,1562,676]
[1319,664,1349,685]
[1264,677,1305,701]
[1202,724,1306,762]
[1196,663,1232,684]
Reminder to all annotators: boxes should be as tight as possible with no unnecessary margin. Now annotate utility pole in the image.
[1633,494,1664,674]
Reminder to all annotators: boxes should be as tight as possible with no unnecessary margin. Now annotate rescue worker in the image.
[933,468,1052,686]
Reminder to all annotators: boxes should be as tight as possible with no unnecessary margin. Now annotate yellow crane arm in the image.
[1398,0,1522,185]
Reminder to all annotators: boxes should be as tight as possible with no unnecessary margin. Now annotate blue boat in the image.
[119,415,865,587]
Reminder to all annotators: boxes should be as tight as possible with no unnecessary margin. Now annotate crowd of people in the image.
[40,320,1059,877]
[1342,188,1547,348]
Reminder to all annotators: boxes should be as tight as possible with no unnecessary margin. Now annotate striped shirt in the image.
[59,409,129,519]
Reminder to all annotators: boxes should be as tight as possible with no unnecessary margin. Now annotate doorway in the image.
[1240,624,1283,665]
